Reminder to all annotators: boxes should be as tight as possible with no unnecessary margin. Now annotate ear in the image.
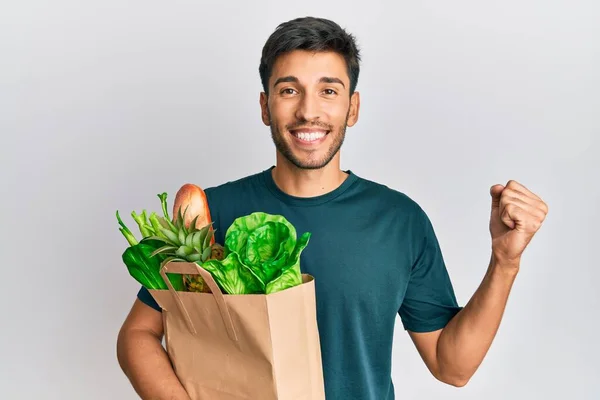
[346,91,360,127]
[260,92,270,126]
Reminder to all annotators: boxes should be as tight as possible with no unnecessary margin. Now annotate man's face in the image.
[260,50,360,170]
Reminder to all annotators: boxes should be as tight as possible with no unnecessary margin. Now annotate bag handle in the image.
[159,260,238,342]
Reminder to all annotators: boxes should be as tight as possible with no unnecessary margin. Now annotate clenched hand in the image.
[489,180,549,268]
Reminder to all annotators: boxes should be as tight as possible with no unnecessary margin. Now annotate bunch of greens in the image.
[116,193,189,291]
[117,193,311,295]
[202,212,311,295]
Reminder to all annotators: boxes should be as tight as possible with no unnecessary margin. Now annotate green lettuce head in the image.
[201,212,311,295]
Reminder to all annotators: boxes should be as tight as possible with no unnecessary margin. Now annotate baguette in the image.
[172,183,215,244]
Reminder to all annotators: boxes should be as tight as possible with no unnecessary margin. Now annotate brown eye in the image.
[281,88,296,95]
[323,89,337,95]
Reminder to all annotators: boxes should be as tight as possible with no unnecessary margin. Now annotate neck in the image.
[271,155,348,198]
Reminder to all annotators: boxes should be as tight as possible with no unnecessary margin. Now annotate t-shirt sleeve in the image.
[137,286,162,312]
[399,207,463,332]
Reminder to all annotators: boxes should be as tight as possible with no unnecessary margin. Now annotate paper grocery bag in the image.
[148,261,326,400]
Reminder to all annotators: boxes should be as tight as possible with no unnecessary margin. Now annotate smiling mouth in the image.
[289,129,329,142]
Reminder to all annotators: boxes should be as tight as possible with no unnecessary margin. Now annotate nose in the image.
[295,93,321,122]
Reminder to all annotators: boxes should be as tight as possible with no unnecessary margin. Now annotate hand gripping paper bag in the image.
[148,260,326,400]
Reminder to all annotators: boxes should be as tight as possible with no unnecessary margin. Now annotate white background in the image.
[1,1,598,399]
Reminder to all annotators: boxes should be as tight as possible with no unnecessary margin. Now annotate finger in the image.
[500,202,517,229]
[490,184,505,197]
[505,180,543,203]
[506,182,548,216]
[501,202,543,233]
[500,189,548,219]
[490,184,504,210]
[501,203,529,231]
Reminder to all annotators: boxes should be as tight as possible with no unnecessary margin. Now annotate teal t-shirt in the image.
[137,166,462,399]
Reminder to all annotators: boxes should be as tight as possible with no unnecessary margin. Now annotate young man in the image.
[116,17,548,400]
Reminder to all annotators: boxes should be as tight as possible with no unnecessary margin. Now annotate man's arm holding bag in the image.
[117,299,191,400]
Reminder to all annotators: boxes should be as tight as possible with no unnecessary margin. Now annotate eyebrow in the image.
[273,75,346,88]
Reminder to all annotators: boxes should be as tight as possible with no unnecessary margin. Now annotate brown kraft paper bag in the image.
[148,260,326,400]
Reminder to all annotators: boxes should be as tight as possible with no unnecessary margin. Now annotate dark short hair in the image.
[259,16,361,96]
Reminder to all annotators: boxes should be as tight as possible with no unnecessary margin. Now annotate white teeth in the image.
[295,132,326,141]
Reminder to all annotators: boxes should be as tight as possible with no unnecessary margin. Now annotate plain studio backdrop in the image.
[1,1,598,399]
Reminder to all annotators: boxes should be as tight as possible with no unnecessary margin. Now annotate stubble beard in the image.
[268,108,350,170]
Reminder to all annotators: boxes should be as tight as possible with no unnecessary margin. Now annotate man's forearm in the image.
[117,328,191,400]
[436,255,519,385]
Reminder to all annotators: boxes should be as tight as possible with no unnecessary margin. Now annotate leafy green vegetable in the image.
[202,252,265,294]
[116,201,185,291]
[116,210,138,246]
[266,263,302,294]
[132,210,153,237]
[121,240,184,291]
[117,195,311,295]
[158,192,178,232]
[203,212,311,294]
[265,230,310,294]
[118,193,181,246]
